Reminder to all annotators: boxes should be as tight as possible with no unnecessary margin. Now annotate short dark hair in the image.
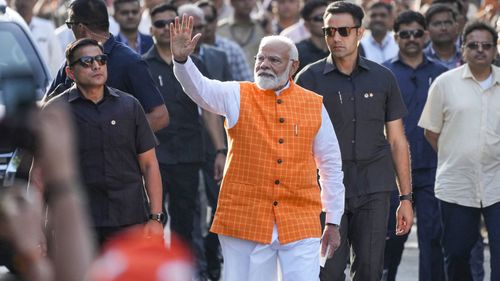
[433,0,466,16]
[196,0,217,19]
[113,0,140,12]
[394,10,426,32]
[150,2,178,17]
[425,3,456,25]
[65,38,104,66]
[69,0,110,32]
[367,2,393,14]
[300,0,328,21]
[324,1,364,27]
[461,21,498,46]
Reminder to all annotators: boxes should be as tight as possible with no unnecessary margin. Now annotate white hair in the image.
[178,4,205,24]
[259,35,299,60]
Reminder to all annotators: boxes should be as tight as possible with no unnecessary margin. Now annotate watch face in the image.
[150,213,165,222]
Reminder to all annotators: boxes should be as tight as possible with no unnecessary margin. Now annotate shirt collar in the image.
[67,85,119,102]
[117,32,142,53]
[368,31,393,48]
[103,34,116,55]
[323,54,370,75]
[462,64,500,86]
[390,53,431,67]
[143,45,166,63]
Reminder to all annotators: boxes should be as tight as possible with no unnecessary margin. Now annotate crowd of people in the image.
[0,0,499,280]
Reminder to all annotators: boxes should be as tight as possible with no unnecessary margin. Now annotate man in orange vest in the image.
[170,15,345,281]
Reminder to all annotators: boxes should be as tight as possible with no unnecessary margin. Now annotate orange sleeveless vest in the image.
[210,81,324,244]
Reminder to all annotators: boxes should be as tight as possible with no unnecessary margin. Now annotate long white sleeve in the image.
[313,106,345,225]
[173,57,241,128]
[175,58,344,223]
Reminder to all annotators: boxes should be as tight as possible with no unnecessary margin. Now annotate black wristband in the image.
[173,57,188,64]
[216,148,228,156]
[399,193,414,203]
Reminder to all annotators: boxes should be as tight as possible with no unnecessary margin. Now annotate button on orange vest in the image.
[210,81,324,244]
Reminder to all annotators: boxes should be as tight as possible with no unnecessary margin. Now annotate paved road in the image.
[0,227,491,281]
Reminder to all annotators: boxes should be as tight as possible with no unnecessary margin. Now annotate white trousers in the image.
[219,225,320,281]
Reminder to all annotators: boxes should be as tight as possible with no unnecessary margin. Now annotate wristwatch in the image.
[216,148,228,156]
[149,213,166,224]
[399,193,414,204]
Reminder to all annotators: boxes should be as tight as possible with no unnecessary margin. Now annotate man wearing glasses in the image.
[382,11,448,281]
[418,21,500,281]
[295,0,329,73]
[45,0,168,133]
[43,38,164,246]
[295,2,413,280]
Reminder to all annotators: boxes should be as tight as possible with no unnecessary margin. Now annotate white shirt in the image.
[55,25,75,57]
[173,57,345,224]
[280,19,310,44]
[360,31,399,64]
[138,10,151,35]
[29,17,64,76]
[418,64,500,208]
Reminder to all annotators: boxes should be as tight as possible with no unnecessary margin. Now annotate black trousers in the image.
[159,162,201,244]
[321,191,391,281]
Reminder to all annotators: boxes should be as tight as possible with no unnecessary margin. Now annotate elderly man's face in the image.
[254,41,295,90]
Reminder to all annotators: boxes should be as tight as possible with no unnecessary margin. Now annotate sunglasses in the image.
[322,26,359,37]
[153,19,175,28]
[397,29,424,39]
[69,54,108,68]
[465,41,495,51]
[309,15,323,23]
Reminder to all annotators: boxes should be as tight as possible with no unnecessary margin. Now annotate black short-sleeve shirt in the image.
[44,85,157,227]
[295,55,407,197]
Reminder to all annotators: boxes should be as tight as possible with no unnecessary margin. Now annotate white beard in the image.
[254,63,291,90]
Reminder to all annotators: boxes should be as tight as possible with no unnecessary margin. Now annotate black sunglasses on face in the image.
[309,15,323,23]
[322,26,359,37]
[153,19,175,28]
[70,54,108,68]
[397,29,424,39]
[465,41,495,51]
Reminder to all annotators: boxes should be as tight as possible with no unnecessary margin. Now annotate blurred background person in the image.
[271,0,301,34]
[196,0,253,81]
[423,3,462,69]
[113,0,154,54]
[217,0,270,67]
[360,1,399,63]
[12,0,64,76]
[295,0,329,72]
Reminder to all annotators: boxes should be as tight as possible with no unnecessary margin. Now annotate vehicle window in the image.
[0,22,50,98]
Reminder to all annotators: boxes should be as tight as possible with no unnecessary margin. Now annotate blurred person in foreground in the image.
[0,100,94,281]
[418,21,500,281]
[171,15,345,280]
